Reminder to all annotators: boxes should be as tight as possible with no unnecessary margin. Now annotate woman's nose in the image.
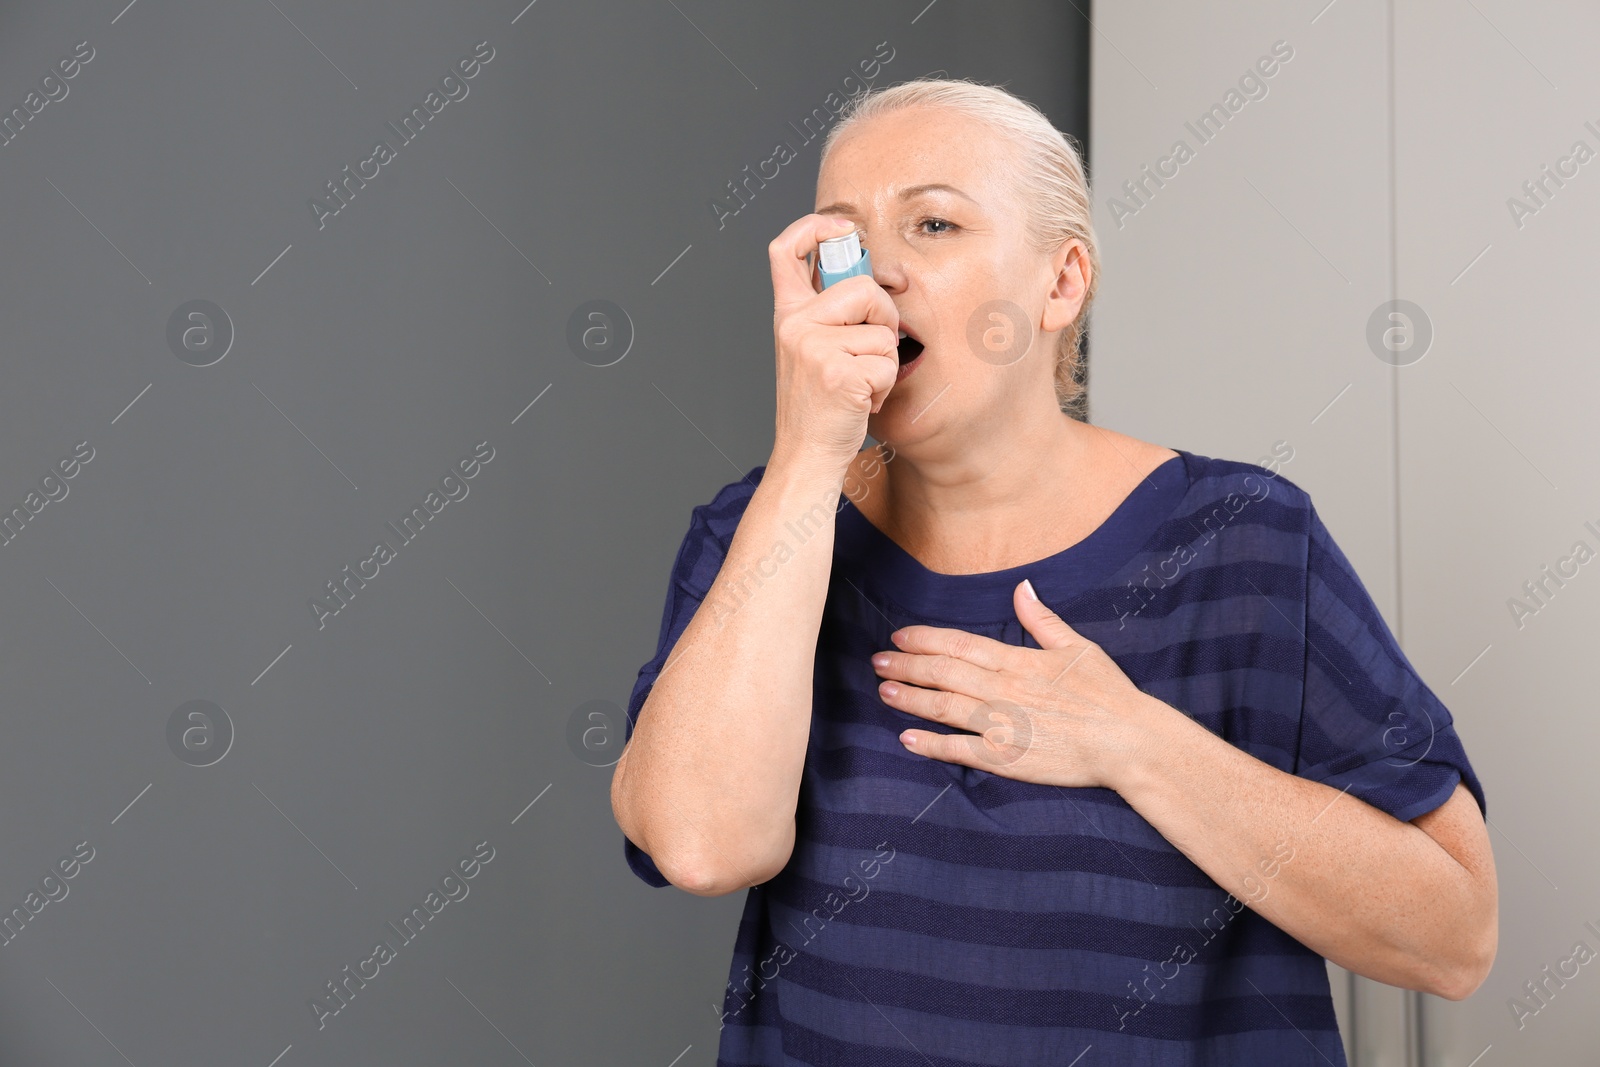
[861,237,909,291]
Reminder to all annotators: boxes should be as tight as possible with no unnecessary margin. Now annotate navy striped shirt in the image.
[622,448,1485,1066]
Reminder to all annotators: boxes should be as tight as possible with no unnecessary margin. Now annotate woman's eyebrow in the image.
[817,183,978,216]
[902,182,978,204]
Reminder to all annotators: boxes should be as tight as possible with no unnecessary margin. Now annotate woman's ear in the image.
[1040,239,1090,335]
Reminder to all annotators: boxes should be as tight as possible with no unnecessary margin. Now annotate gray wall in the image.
[1090,0,1600,1063]
[0,2,1087,1064]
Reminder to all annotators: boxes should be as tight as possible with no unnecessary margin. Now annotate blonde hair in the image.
[818,78,1098,420]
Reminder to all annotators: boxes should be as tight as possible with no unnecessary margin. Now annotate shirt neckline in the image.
[834,448,1194,623]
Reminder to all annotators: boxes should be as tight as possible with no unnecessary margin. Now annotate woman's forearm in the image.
[612,458,844,895]
[1112,694,1496,999]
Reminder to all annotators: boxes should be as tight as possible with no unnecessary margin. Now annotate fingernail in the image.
[1022,578,1039,601]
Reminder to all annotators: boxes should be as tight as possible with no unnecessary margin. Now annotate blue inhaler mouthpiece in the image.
[818,229,873,289]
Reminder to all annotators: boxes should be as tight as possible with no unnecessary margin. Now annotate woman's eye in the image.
[918,218,955,236]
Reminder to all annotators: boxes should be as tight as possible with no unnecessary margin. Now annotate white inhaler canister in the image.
[817,228,873,289]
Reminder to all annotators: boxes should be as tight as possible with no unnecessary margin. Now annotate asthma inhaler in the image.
[817,228,873,289]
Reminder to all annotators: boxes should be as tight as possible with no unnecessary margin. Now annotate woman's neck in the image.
[850,416,1168,575]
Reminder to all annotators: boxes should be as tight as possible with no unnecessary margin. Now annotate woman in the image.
[611,78,1496,1066]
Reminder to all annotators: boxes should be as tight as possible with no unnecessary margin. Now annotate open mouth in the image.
[896,329,925,365]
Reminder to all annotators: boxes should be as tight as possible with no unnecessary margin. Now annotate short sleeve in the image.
[619,470,759,887]
[1291,504,1487,824]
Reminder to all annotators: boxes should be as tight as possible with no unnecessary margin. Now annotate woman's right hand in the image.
[768,214,901,479]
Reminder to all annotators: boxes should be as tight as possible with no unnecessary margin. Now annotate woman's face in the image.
[815,105,1085,452]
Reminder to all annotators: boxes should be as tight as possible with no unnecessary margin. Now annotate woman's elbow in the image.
[611,757,792,895]
[649,838,790,896]
[1423,907,1498,1001]
[657,852,767,897]
[1429,957,1491,1001]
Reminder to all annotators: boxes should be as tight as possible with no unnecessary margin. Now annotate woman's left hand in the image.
[870,578,1168,790]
